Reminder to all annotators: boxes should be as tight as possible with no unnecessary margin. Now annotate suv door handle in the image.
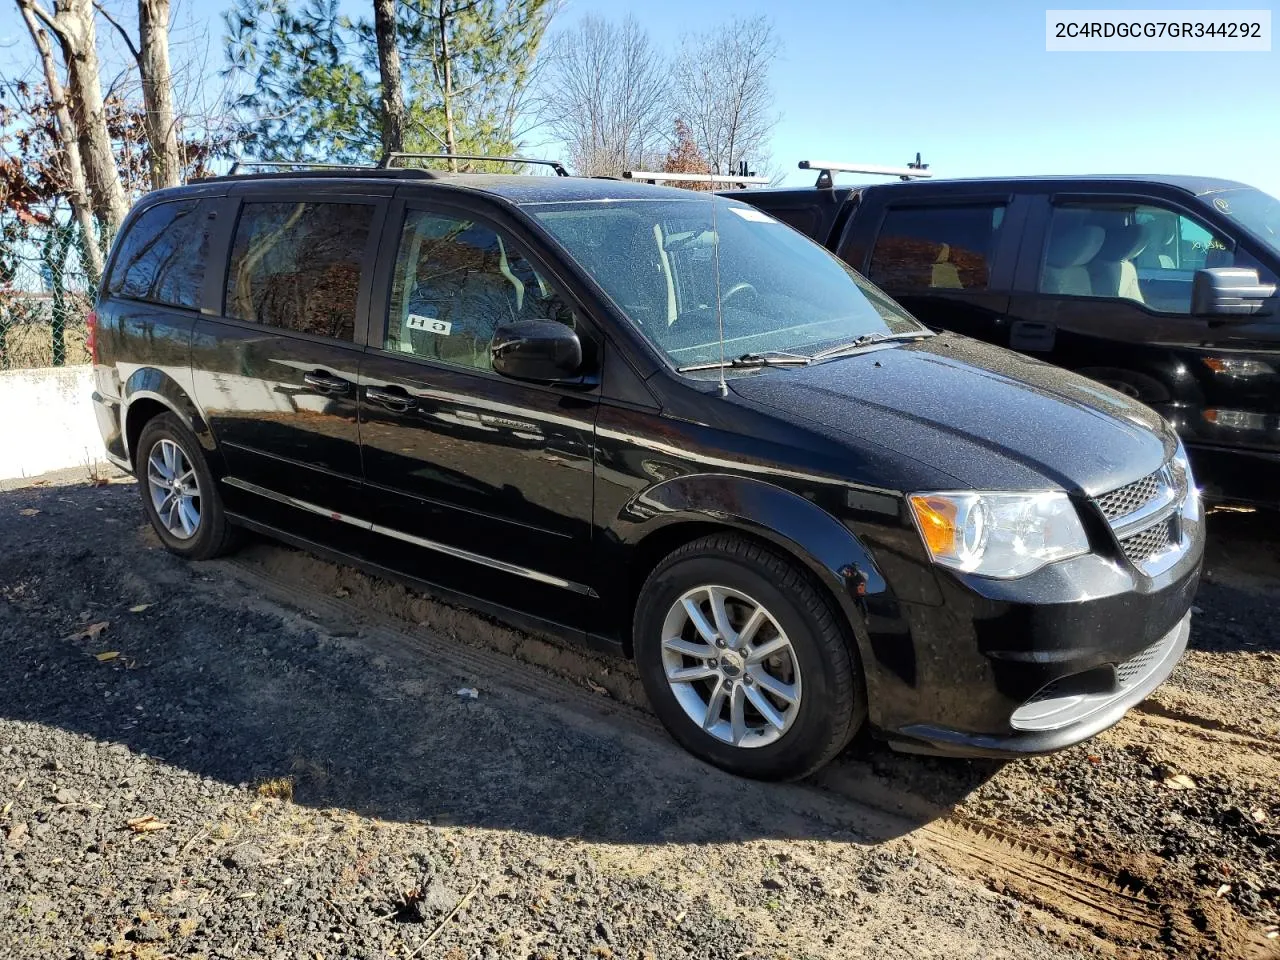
[303,370,351,395]
[365,385,417,413]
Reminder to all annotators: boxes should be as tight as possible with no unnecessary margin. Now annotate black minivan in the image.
[89,166,1203,780]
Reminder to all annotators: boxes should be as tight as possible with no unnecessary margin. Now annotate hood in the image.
[728,334,1175,496]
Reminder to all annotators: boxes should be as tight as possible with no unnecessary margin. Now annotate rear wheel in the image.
[634,534,864,780]
[137,413,237,560]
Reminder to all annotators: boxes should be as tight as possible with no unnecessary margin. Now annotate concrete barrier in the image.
[0,365,106,481]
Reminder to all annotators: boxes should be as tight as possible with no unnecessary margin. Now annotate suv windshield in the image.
[1202,187,1280,259]
[528,197,924,370]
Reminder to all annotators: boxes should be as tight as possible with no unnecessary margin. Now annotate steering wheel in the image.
[721,281,758,305]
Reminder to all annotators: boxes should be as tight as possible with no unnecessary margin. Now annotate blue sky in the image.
[557,0,1279,195]
[2,0,1277,197]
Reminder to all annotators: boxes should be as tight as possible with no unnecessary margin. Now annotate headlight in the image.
[908,491,1090,579]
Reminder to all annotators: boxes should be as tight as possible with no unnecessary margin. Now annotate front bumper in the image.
[859,483,1203,759]
[889,612,1189,757]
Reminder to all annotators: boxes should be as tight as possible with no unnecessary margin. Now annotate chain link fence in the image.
[0,221,95,371]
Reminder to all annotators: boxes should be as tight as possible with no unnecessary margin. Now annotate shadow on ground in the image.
[0,480,1005,849]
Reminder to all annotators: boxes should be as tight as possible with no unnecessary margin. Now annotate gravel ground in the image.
[0,477,1081,960]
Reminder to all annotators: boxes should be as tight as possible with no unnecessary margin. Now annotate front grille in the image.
[1119,516,1176,564]
[1095,470,1161,522]
[1093,463,1187,574]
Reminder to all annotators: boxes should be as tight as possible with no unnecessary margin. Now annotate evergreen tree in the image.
[224,0,554,167]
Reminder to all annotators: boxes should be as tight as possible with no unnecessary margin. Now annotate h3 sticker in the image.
[406,313,452,335]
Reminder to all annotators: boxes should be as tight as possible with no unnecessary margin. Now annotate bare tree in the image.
[373,0,406,159]
[536,14,670,177]
[673,16,780,177]
[137,0,180,188]
[96,0,181,189]
[15,3,104,281]
[15,0,129,232]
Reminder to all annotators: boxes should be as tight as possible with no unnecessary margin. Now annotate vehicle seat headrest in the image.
[1047,225,1105,268]
[1097,224,1149,261]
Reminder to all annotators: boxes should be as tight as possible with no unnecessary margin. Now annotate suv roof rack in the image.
[799,153,931,189]
[382,152,569,176]
[217,154,569,180]
[622,170,771,188]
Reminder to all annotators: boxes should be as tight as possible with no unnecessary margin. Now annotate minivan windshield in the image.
[1203,187,1280,259]
[528,197,925,371]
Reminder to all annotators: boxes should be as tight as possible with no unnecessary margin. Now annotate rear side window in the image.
[225,201,374,341]
[108,200,210,308]
[868,204,1006,292]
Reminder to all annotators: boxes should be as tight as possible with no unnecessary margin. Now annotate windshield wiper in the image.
[810,330,933,362]
[677,350,813,373]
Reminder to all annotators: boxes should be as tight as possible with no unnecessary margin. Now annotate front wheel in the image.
[633,534,864,780]
[137,413,238,561]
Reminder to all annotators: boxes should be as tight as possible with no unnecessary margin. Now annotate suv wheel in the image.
[634,534,864,780]
[137,413,237,560]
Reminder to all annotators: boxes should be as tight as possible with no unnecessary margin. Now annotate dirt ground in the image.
[1,474,1277,959]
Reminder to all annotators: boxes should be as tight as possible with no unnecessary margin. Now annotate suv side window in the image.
[868,204,1006,292]
[225,201,375,341]
[108,199,211,309]
[1039,200,1233,313]
[386,208,576,372]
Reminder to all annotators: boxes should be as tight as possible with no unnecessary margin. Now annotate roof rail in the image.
[622,170,771,188]
[226,160,371,176]
[382,152,569,176]
[799,153,931,189]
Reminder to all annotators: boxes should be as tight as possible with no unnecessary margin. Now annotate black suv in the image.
[725,173,1280,506]
[90,166,1203,780]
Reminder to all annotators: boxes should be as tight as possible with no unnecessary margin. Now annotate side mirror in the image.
[491,320,583,382]
[1192,267,1277,318]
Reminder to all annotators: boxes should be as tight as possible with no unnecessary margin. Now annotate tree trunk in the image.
[138,0,180,189]
[437,0,457,171]
[16,1,104,284]
[373,0,405,160]
[24,0,129,234]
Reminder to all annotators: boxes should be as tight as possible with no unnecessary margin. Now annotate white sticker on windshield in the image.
[407,313,452,335]
[728,206,778,224]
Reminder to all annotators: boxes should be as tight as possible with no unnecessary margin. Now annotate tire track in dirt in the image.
[213,548,1274,958]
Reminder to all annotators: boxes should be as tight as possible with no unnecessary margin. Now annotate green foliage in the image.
[224,0,554,167]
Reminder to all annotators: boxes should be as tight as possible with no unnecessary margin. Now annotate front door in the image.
[1005,193,1280,467]
[190,191,386,523]
[358,198,600,628]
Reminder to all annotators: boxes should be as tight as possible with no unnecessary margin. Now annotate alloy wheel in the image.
[146,438,201,540]
[659,584,803,748]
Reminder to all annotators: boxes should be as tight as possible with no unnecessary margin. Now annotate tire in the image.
[633,533,864,781]
[136,412,238,561]
[1075,367,1171,405]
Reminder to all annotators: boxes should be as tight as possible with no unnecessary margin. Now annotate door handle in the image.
[365,385,417,413]
[303,370,351,395]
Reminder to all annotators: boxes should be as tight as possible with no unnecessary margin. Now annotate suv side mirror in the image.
[491,320,583,382]
[1192,267,1277,318]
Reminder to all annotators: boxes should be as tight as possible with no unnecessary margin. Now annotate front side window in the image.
[868,204,1006,292]
[108,200,210,308]
[530,198,922,371]
[1040,201,1233,313]
[386,209,576,372]
[225,201,374,341]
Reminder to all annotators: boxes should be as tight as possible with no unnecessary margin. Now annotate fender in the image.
[610,472,896,672]
[121,368,218,466]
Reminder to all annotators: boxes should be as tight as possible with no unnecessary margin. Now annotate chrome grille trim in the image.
[1093,461,1190,575]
